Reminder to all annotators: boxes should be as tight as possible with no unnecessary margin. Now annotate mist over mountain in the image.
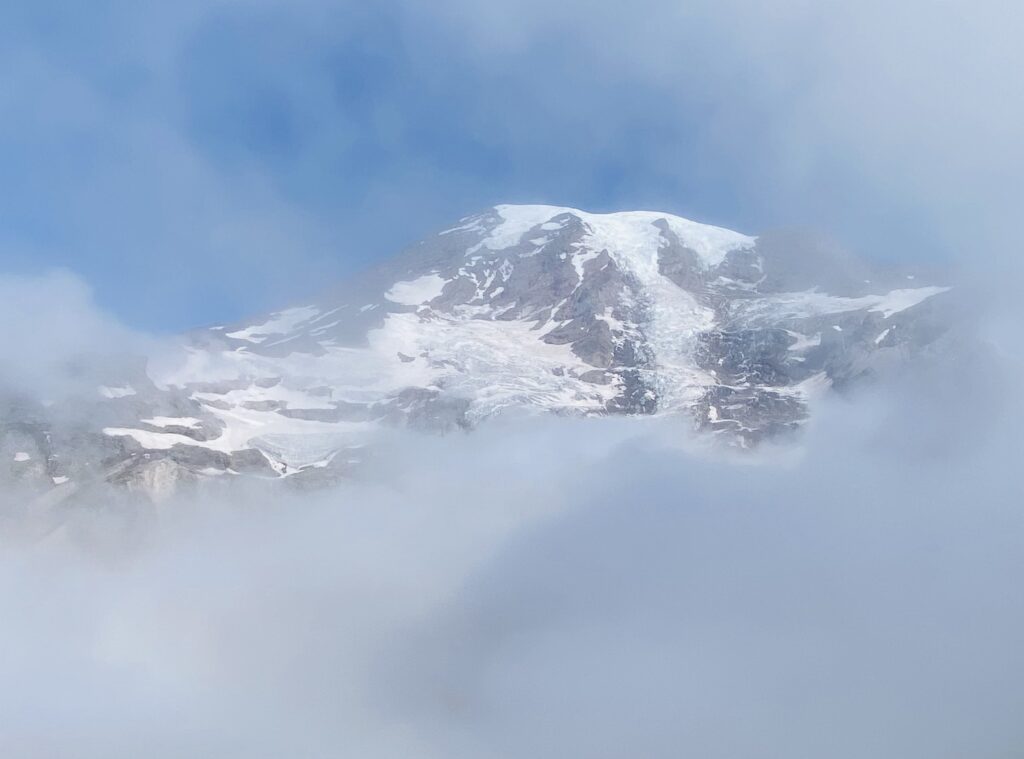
[2,354,1023,758]
[1,204,959,501]
[3,2,1023,757]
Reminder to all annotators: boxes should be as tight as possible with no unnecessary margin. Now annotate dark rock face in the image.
[390,388,471,433]
[695,385,808,444]
[656,222,708,292]
[695,329,796,386]
[2,204,956,498]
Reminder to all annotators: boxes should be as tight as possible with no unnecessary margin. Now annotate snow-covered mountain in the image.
[3,205,954,497]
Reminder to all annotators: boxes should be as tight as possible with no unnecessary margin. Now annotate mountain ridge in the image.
[2,204,954,499]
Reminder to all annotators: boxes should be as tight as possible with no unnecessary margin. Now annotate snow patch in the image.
[489,204,755,267]
[869,287,950,318]
[142,416,202,429]
[226,306,320,343]
[385,274,449,306]
[439,216,486,236]
[730,286,949,325]
[786,331,821,352]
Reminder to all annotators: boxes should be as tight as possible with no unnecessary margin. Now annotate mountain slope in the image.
[4,205,954,496]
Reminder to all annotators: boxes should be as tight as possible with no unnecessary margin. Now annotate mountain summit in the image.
[5,205,953,497]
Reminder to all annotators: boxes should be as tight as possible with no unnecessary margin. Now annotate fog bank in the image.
[1,353,1022,757]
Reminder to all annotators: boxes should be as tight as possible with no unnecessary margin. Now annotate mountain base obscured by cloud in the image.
[2,352,1022,758]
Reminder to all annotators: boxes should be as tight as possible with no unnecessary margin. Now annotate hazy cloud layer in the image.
[0,270,152,400]
[1,347,1022,757]
[2,4,1023,755]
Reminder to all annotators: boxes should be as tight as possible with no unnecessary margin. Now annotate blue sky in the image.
[2,1,1020,331]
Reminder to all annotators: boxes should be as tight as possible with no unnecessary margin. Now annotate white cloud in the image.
[1,359,1022,757]
[0,271,150,399]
